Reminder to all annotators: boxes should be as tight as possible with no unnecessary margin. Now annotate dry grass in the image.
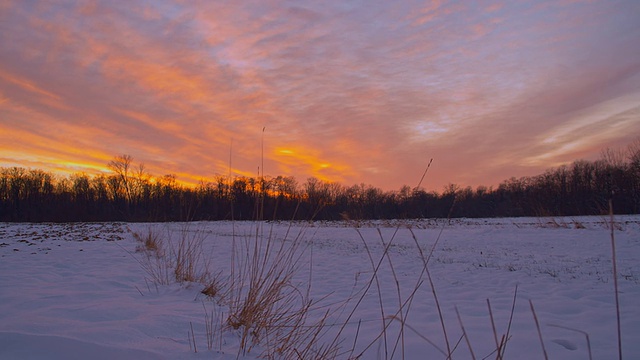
[609,199,622,360]
[340,223,528,360]
[225,222,341,359]
[132,225,221,290]
[169,226,211,283]
[530,299,549,360]
[133,227,162,253]
[132,226,171,286]
[201,274,224,299]
[365,217,620,360]
[202,302,225,352]
[127,217,623,360]
[130,223,342,358]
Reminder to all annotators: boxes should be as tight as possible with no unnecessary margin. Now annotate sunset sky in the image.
[1,1,639,192]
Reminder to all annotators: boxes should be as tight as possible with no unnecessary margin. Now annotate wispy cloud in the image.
[1,0,639,191]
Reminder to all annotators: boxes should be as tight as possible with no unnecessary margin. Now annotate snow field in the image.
[0,217,638,359]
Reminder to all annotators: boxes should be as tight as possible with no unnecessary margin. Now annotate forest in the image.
[1,143,639,222]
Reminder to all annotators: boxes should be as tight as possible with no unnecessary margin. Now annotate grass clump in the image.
[170,226,210,284]
[225,223,340,359]
[131,222,342,359]
[132,226,171,286]
[133,227,162,253]
[131,225,218,289]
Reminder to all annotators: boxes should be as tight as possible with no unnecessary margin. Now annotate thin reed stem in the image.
[499,285,518,358]
[376,227,406,360]
[529,300,548,360]
[455,306,476,360]
[355,227,388,358]
[609,198,622,360]
[190,321,197,353]
[486,298,502,360]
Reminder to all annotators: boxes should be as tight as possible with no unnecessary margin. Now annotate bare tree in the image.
[628,138,640,170]
[132,162,150,203]
[108,154,133,202]
[601,147,625,168]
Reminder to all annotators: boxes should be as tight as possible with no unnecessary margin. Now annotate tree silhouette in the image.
[2,141,640,222]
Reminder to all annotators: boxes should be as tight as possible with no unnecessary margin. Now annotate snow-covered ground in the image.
[1,217,638,359]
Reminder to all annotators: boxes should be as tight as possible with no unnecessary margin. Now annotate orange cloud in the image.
[274,146,354,183]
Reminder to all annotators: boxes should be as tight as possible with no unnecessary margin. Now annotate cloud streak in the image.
[1,0,639,191]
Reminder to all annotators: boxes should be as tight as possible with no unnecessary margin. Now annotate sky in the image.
[1,0,639,192]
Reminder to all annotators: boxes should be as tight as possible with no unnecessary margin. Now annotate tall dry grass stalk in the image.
[455,305,476,360]
[409,228,452,357]
[529,300,548,360]
[609,198,622,360]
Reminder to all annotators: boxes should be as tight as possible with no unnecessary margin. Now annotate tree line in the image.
[1,143,639,222]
